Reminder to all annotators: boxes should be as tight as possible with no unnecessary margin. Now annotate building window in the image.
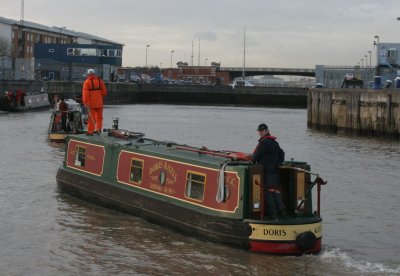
[74,146,86,167]
[66,48,96,56]
[129,159,143,184]
[185,171,206,201]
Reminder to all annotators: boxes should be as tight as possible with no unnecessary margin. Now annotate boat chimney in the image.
[112,117,119,130]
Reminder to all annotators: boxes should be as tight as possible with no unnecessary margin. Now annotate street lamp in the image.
[59,26,66,44]
[145,44,150,67]
[374,35,379,45]
[204,58,208,66]
[170,50,175,68]
[368,51,372,68]
[361,58,364,68]
[364,55,368,68]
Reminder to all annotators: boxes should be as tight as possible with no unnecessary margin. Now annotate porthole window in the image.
[185,171,206,201]
[129,159,143,184]
[74,146,86,167]
[159,170,166,185]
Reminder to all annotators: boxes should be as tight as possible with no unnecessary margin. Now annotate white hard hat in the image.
[87,69,95,75]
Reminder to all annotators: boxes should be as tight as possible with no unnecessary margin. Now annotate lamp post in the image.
[374,35,380,76]
[170,50,175,68]
[364,55,368,68]
[59,26,66,44]
[204,58,208,66]
[374,35,380,45]
[58,26,66,80]
[368,51,372,68]
[361,58,364,68]
[145,44,150,67]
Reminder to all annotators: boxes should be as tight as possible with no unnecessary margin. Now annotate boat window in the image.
[129,159,143,184]
[185,172,206,201]
[74,146,86,167]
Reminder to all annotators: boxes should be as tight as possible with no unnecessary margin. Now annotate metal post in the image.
[145,44,150,67]
[374,35,380,76]
[170,50,174,68]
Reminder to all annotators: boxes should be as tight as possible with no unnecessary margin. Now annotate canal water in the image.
[0,105,399,275]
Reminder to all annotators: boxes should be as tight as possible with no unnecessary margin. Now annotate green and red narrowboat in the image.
[56,126,326,255]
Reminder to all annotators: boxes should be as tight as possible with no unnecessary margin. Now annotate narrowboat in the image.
[56,123,326,255]
[48,99,87,142]
[0,91,50,111]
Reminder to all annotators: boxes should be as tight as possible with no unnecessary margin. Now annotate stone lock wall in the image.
[308,88,400,139]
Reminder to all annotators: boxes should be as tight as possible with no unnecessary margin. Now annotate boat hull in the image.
[57,168,251,248]
[57,167,322,254]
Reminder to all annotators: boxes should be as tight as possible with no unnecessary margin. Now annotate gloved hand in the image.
[228,153,239,160]
[228,152,252,161]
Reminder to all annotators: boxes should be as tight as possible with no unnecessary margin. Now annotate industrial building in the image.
[315,43,400,89]
[0,16,123,81]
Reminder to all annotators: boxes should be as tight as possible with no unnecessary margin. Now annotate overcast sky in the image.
[2,0,400,68]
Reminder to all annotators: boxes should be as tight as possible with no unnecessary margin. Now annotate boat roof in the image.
[70,131,239,168]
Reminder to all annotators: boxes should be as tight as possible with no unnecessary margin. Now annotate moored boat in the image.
[1,91,50,111]
[48,99,87,142]
[56,123,326,254]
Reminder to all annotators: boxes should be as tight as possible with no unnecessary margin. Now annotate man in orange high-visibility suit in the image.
[82,69,107,135]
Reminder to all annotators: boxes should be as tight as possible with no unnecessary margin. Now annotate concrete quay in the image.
[41,81,308,108]
[308,88,400,139]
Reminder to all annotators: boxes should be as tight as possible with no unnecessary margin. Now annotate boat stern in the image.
[246,218,322,254]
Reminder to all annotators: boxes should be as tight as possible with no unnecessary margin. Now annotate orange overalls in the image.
[82,75,107,134]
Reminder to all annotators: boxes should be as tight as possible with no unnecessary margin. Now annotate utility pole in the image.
[20,0,24,24]
[191,40,194,66]
[243,26,246,79]
[198,37,200,66]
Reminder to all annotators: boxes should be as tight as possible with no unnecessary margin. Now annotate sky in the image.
[2,0,400,68]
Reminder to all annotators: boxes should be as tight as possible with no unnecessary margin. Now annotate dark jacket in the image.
[252,135,285,176]
[59,101,68,114]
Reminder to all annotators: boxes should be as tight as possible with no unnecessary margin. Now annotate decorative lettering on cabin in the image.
[116,150,241,213]
[224,175,237,200]
[86,154,96,161]
[148,161,177,186]
[149,183,176,195]
[66,140,105,176]
[313,225,322,234]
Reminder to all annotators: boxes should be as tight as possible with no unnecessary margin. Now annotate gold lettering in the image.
[148,161,177,184]
[263,228,287,236]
